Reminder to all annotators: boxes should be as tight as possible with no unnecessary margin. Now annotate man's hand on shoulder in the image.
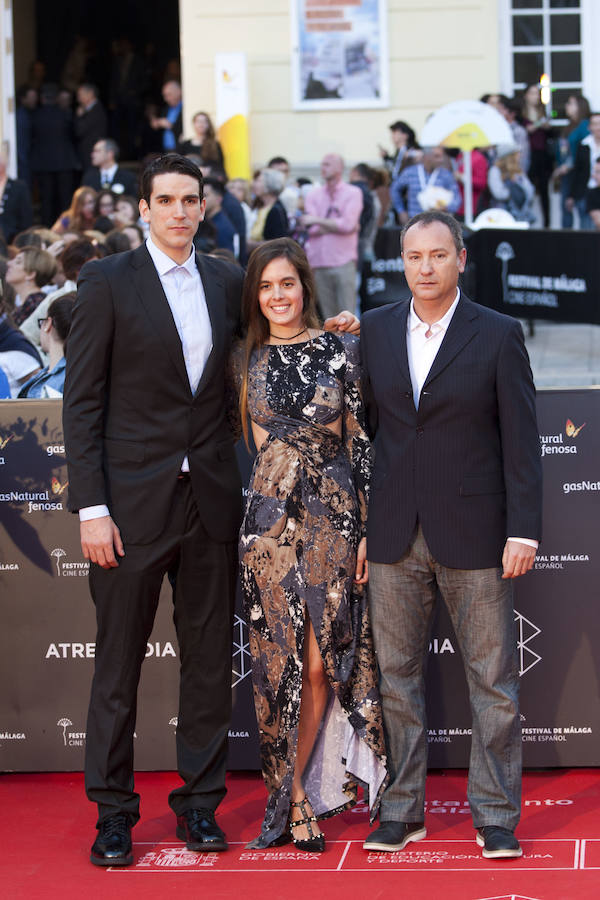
[323,311,360,336]
[501,539,536,579]
[80,516,125,569]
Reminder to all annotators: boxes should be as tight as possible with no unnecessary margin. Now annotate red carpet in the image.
[2,769,600,899]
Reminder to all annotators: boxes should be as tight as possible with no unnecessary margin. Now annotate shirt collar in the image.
[101,163,118,180]
[146,236,197,277]
[49,357,66,374]
[408,289,460,333]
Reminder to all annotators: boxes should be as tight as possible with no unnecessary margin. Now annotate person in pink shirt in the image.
[300,154,363,317]
[455,149,489,220]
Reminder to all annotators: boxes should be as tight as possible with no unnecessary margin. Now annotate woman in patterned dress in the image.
[231,238,387,851]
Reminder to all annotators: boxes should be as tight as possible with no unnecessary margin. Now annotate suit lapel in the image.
[423,295,479,388]
[129,245,191,394]
[194,254,225,397]
[385,301,412,388]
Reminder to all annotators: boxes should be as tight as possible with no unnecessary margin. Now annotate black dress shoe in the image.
[363,820,426,851]
[476,825,523,859]
[176,808,228,852]
[90,813,133,866]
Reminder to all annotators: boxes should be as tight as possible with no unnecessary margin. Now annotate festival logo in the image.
[514,610,541,676]
[57,717,72,746]
[495,239,587,310]
[56,716,85,747]
[49,547,89,577]
[232,614,252,687]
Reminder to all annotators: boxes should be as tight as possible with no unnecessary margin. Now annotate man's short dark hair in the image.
[401,210,465,255]
[503,96,520,116]
[352,162,373,182]
[140,154,204,204]
[60,239,99,282]
[102,138,120,162]
[105,229,132,255]
[267,156,289,168]
[203,176,225,198]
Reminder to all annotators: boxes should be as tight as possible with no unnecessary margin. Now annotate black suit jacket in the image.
[63,245,244,545]
[0,178,33,242]
[571,141,595,201]
[82,165,139,197]
[30,106,79,172]
[362,295,542,569]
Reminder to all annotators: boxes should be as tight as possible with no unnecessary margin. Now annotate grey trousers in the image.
[313,260,357,319]
[369,525,521,830]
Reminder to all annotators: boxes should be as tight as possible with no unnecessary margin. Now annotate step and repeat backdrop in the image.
[360,227,600,323]
[1,391,599,772]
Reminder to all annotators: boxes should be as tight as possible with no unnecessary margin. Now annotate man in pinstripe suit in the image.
[361,211,542,860]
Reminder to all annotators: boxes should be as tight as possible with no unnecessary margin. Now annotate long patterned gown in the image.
[232,331,388,849]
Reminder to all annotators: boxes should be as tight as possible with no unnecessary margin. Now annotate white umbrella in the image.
[420,100,513,227]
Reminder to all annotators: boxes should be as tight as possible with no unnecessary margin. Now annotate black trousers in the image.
[84,478,237,827]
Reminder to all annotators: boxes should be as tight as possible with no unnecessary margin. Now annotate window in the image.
[502,0,583,120]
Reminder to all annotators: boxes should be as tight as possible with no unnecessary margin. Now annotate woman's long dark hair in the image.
[239,238,320,446]
[193,111,219,164]
[48,291,76,354]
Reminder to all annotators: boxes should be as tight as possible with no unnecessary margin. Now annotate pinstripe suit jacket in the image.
[361,294,542,569]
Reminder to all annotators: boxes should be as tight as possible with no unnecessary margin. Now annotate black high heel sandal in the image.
[289,796,325,852]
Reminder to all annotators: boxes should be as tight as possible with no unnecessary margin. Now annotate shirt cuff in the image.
[507,537,539,550]
[79,505,110,521]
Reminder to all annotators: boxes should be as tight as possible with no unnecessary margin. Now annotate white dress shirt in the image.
[406,289,537,552]
[407,291,459,410]
[79,238,213,522]
[100,163,118,187]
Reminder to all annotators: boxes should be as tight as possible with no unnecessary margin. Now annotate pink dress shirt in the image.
[304,180,363,269]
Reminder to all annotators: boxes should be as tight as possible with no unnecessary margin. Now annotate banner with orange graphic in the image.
[215,52,250,180]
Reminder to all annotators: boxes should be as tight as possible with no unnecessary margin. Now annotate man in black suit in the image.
[30,82,79,225]
[0,150,33,243]
[64,154,241,866]
[74,84,108,170]
[361,211,542,860]
[63,153,357,867]
[82,138,138,197]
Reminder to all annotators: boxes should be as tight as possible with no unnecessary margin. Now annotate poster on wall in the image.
[291,0,389,110]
